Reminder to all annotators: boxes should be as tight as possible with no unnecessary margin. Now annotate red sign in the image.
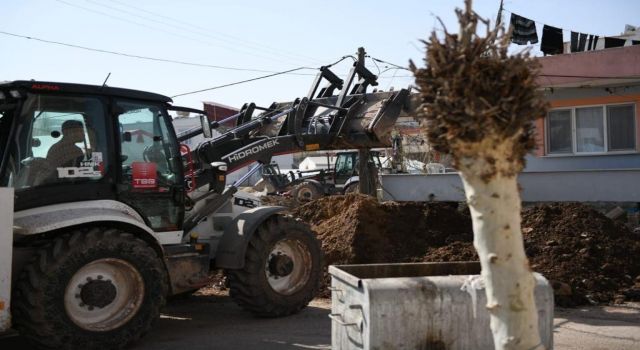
[31,84,60,91]
[132,162,157,189]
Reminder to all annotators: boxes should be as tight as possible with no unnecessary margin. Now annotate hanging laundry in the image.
[587,35,599,50]
[509,13,538,44]
[578,33,588,51]
[604,37,626,48]
[541,25,563,55]
[570,32,579,52]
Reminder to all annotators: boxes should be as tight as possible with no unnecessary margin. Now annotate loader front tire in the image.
[227,215,322,317]
[12,227,167,350]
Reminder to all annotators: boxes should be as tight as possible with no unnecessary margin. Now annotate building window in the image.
[607,104,636,151]
[547,103,636,155]
[575,107,604,153]
[547,109,572,153]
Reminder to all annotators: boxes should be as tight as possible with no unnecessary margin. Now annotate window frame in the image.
[545,102,637,156]
[606,103,637,151]
[546,108,573,155]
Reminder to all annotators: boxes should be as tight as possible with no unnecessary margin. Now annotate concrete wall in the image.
[537,45,640,87]
[380,170,640,203]
[524,153,640,171]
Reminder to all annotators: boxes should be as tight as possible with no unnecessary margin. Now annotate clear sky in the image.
[1,0,638,111]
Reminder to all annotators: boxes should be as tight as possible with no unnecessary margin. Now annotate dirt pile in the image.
[292,194,472,296]
[294,194,473,265]
[521,203,640,305]
[260,195,297,211]
[293,195,640,305]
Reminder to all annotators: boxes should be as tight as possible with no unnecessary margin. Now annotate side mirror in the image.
[123,131,132,142]
[200,114,212,139]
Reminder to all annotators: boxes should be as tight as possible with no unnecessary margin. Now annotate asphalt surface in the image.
[553,304,640,350]
[1,296,638,349]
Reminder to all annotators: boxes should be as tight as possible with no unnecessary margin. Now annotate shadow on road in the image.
[0,294,332,350]
[137,294,331,350]
[555,304,640,328]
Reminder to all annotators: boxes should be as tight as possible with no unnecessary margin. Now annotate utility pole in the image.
[356,47,377,196]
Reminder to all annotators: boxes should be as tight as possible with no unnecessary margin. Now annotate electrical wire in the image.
[171,67,314,98]
[84,0,316,67]
[366,56,411,71]
[369,56,382,76]
[103,0,326,65]
[384,68,402,90]
[0,30,319,75]
[0,25,416,96]
[323,55,356,68]
[54,0,311,67]
[0,28,413,86]
[170,55,397,98]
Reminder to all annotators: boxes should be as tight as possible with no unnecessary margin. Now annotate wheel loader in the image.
[0,48,416,349]
[259,150,384,203]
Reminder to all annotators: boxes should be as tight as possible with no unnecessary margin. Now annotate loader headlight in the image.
[211,162,228,172]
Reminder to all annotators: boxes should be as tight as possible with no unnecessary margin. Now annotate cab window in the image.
[12,94,108,190]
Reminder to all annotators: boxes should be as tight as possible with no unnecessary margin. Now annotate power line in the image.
[367,56,411,71]
[0,29,411,84]
[53,0,310,67]
[0,27,414,95]
[171,55,357,98]
[85,0,316,67]
[104,0,326,65]
[170,67,310,98]
[0,30,317,74]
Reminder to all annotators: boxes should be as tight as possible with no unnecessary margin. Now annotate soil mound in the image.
[292,195,640,305]
[521,203,640,305]
[292,194,472,296]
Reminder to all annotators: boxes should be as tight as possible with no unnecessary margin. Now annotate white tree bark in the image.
[459,157,543,350]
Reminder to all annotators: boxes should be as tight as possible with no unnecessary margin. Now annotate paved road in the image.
[1,296,638,349]
[0,294,332,350]
[554,304,640,350]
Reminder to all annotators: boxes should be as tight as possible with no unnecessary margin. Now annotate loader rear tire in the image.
[227,215,322,317]
[292,181,322,203]
[343,181,360,194]
[11,227,167,350]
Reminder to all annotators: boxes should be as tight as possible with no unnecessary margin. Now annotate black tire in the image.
[227,215,323,317]
[292,181,322,203]
[343,181,359,194]
[11,227,168,350]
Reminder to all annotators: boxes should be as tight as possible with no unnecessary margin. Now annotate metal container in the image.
[329,262,553,350]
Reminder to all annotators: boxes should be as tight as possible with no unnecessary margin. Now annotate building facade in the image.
[527,44,640,172]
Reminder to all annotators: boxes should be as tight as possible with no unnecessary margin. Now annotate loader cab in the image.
[0,81,185,231]
[333,150,382,185]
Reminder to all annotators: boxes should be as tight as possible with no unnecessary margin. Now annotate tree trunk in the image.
[459,170,543,350]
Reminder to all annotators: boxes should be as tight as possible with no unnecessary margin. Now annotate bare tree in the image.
[411,1,548,348]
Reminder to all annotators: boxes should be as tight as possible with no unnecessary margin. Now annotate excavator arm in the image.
[178,48,417,227]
